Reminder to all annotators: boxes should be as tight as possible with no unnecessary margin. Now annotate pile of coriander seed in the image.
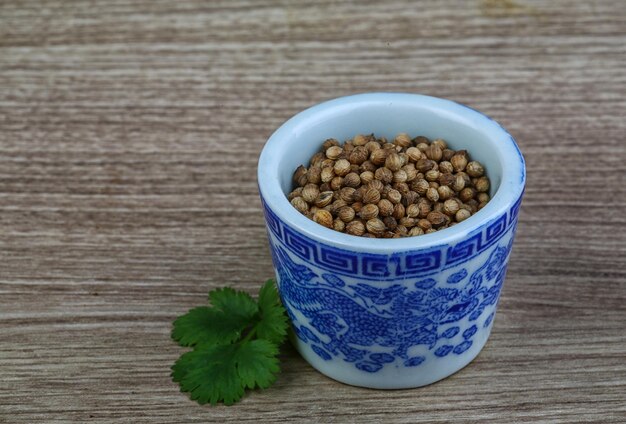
[288,133,491,238]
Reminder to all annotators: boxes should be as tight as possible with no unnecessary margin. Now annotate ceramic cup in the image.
[257,93,525,389]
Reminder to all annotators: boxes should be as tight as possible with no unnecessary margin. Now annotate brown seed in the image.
[394,133,412,148]
[425,169,440,182]
[475,176,490,193]
[425,228,437,234]
[349,146,369,165]
[321,158,334,169]
[362,233,376,238]
[382,230,396,239]
[352,134,367,146]
[395,225,408,236]
[353,186,366,202]
[378,199,394,217]
[325,145,343,160]
[366,218,385,236]
[343,172,361,188]
[313,209,333,228]
[411,179,430,195]
[383,216,398,230]
[322,138,340,150]
[478,201,489,210]
[365,140,381,153]
[459,187,476,202]
[301,184,320,203]
[466,199,479,213]
[359,171,374,184]
[387,189,402,204]
[293,165,308,187]
[368,179,384,193]
[346,220,365,236]
[399,216,417,228]
[451,151,468,172]
[307,165,322,184]
[370,148,388,166]
[375,167,393,184]
[360,160,377,173]
[452,174,466,192]
[363,188,381,205]
[466,161,485,177]
[308,206,318,216]
[429,181,439,189]
[315,191,334,207]
[432,138,448,150]
[360,204,379,220]
[416,142,430,152]
[406,204,420,218]
[331,199,347,214]
[398,153,409,167]
[333,218,345,232]
[392,203,405,220]
[351,201,364,213]
[456,209,471,222]
[406,147,422,162]
[438,185,455,200]
[333,159,351,177]
[477,192,490,203]
[433,202,444,213]
[290,197,309,214]
[427,211,447,227]
[329,176,343,191]
[413,135,430,145]
[417,219,432,231]
[439,173,455,187]
[417,199,432,218]
[338,187,356,203]
[426,187,440,202]
[443,199,460,216]
[402,164,418,182]
[310,152,326,166]
[439,161,454,174]
[320,167,334,183]
[385,152,403,172]
[403,190,419,206]
[442,148,455,161]
[425,144,443,162]
[415,159,435,173]
[408,226,425,237]
[288,187,303,201]
[393,169,408,184]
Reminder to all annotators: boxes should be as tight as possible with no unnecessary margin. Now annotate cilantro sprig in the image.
[171,280,288,405]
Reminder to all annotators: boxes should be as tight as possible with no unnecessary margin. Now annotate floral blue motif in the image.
[269,235,514,373]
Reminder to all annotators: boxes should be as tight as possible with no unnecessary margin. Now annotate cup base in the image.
[290,326,493,389]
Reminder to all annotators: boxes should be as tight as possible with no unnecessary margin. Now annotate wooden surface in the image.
[1,0,625,422]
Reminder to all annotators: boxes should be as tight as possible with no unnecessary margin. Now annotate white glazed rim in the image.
[257,93,525,254]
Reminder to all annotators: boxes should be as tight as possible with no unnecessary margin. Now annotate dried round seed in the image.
[395,225,408,236]
[351,201,363,213]
[334,159,351,177]
[406,204,420,218]
[432,138,447,150]
[359,203,379,220]
[387,189,402,204]
[437,185,455,200]
[393,169,408,184]
[288,187,303,201]
[416,142,429,152]
[425,169,440,182]
[383,216,398,230]
[290,197,309,214]
[352,134,367,146]
[456,208,471,222]
[402,164,418,182]
[406,147,422,162]
[337,206,355,222]
[459,187,476,203]
[408,226,425,237]
[426,187,440,202]
[333,218,345,232]
[394,133,412,148]
[374,167,393,184]
[343,172,361,188]
[363,188,381,204]
[466,161,485,177]
[425,144,443,162]
[411,179,429,195]
[345,220,365,236]
[314,191,335,208]
[392,203,405,220]
[349,146,369,165]
[451,151,468,172]
[442,148,455,161]
[378,199,394,217]
[475,176,490,193]
[331,199,347,214]
[399,216,417,228]
[322,138,340,150]
[365,140,381,153]
[330,176,343,191]
[439,160,454,174]
[443,199,460,216]
[477,192,490,203]
[320,167,334,183]
[301,184,320,203]
[385,152,403,172]
[366,218,385,236]
[439,173,455,187]
[326,145,343,160]
[367,179,384,193]
[452,174,466,192]
[370,148,388,166]
[313,209,333,228]
[415,159,435,173]
[359,171,374,185]
[417,219,432,231]
[427,211,447,227]
[360,160,377,173]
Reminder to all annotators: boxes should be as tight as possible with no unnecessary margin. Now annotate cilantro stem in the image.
[241,324,258,343]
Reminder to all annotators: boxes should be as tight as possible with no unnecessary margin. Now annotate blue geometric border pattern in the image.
[261,193,522,280]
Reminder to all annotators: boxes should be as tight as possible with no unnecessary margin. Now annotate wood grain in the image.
[1,0,625,422]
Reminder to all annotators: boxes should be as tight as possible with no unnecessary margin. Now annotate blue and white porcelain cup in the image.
[257,93,525,389]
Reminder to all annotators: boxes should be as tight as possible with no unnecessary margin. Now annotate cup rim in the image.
[257,92,525,254]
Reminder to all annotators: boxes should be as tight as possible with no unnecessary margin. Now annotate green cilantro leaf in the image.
[171,280,288,405]
[255,280,288,344]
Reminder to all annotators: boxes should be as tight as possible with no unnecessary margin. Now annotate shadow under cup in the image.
[257,93,525,389]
